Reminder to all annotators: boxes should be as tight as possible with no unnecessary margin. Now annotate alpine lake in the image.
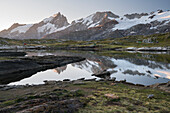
[1,50,169,86]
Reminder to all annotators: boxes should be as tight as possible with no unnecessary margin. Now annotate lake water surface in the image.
[9,50,170,85]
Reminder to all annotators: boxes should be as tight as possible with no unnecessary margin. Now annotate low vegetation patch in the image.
[0,81,169,112]
[0,32,170,50]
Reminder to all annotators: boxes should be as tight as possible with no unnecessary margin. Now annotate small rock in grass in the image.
[104,94,119,100]
[109,77,116,81]
[73,80,86,85]
[43,80,57,85]
[63,79,70,82]
[84,78,96,81]
[0,85,6,88]
[98,78,105,81]
[77,78,85,81]
[149,83,160,88]
[147,94,154,99]
[111,83,117,86]
[119,79,126,83]
[135,84,145,87]
[166,81,170,87]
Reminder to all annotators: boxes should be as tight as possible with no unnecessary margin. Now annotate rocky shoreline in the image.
[0,52,26,57]
[0,79,169,92]
[1,45,170,52]
[125,47,170,51]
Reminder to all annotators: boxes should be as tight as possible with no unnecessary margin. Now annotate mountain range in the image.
[0,10,170,40]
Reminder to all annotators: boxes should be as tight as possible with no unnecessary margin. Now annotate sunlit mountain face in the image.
[0,10,170,40]
[8,50,170,85]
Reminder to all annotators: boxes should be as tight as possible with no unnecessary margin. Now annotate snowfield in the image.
[11,24,33,33]
[112,11,170,31]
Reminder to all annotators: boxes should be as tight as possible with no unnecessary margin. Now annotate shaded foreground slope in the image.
[0,81,169,113]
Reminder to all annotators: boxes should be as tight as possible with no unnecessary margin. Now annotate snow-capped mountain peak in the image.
[43,16,54,23]
[38,12,69,35]
[52,12,61,17]
[42,12,67,24]
[0,10,169,40]
[0,12,69,39]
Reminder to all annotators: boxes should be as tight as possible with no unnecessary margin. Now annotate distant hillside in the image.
[0,32,169,50]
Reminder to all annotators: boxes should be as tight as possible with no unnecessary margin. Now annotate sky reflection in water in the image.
[9,51,170,85]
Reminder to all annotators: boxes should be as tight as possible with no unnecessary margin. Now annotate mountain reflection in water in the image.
[9,50,170,85]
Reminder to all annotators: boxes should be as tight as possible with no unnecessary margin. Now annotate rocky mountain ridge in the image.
[0,10,170,40]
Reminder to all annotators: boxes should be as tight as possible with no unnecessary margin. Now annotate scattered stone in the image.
[147,94,154,99]
[1,86,13,91]
[77,78,85,81]
[0,52,26,57]
[146,70,152,74]
[0,85,5,88]
[43,80,57,85]
[149,14,156,19]
[165,81,170,87]
[18,103,50,113]
[158,81,170,93]
[56,80,62,84]
[149,83,160,88]
[111,83,117,86]
[104,94,119,100]
[119,79,126,83]
[84,78,96,81]
[123,70,145,76]
[73,80,86,85]
[63,79,71,82]
[147,82,170,93]
[109,77,116,81]
[98,79,105,81]
[25,84,30,87]
[125,82,135,86]
[53,88,67,92]
[135,84,145,87]
[109,70,118,74]
[92,71,111,79]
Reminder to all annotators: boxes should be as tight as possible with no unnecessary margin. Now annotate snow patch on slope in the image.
[37,23,70,34]
[55,25,71,32]
[37,23,57,34]
[112,11,170,31]
[74,14,97,28]
[150,20,170,29]
[74,13,115,28]
[11,24,33,33]
[43,17,54,23]
[82,15,95,27]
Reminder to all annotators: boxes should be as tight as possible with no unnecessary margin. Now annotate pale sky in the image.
[0,0,169,31]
